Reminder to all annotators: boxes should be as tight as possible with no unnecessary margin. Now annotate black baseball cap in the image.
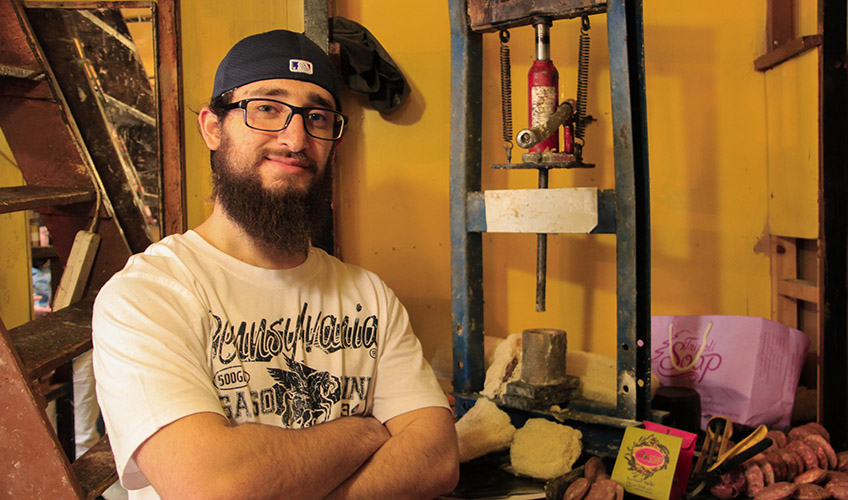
[212,29,341,111]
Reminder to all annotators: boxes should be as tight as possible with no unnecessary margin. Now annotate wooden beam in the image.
[777,278,818,304]
[466,0,606,33]
[755,34,822,72]
[767,0,795,49]
[156,0,186,236]
[772,236,799,327]
[0,186,95,214]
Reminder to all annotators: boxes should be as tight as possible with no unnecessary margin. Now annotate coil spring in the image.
[499,29,513,149]
[575,15,590,140]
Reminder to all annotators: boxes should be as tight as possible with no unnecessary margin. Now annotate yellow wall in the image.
[180,0,303,224]
[176,1,785,367]
[0,131,32,329]
[0,1,809,374]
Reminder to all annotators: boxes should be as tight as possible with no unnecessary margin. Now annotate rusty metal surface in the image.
[8,296,95,380]
[70,435,118,500]
[520,328,567,385]
[0,316,82,500]
[449,0,485,394]
[607,0,651,421]
[0,186,95,213]
[467,0,606,33]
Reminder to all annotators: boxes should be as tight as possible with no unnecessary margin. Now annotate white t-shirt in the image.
[92,231,448,499]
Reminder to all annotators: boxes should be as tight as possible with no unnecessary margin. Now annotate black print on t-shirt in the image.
[268,355,341,427]
[211,301,379,363]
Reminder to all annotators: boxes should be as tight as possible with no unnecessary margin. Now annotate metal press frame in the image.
[449,0,652,453]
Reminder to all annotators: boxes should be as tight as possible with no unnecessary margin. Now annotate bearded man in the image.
[92,29,459,500]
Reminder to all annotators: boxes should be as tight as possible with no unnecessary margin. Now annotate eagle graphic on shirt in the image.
[268,356,341,427]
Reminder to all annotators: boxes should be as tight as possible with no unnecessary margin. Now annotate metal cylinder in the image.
[520,328,567,385]
[527,18,558,155]
[534,21,551,61]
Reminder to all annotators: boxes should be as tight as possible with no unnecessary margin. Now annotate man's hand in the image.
[135,412,390,500]
[325,406,460,500]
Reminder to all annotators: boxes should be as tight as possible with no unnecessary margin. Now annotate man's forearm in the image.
[325,407,460,500]
[135,412,390,500]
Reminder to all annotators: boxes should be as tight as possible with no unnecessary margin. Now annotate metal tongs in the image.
[687,422,773,498]
[692,416,734,477]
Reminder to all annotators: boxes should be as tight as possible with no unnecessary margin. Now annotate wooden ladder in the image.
[0,0,148,497]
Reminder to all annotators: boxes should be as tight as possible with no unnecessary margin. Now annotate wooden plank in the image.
[8,297,94,380]
[0,185,96,214]
[767,0,795,50]
[777,278,818,304]
[0,63,44,80]
[755,34,822,72]
[0,315,82,500]
[156,0,186,236]
[70,435,118,500]
[467,0,606,33]
[23,0,153,9]
[53,231,101,309]
[772,236,799,327]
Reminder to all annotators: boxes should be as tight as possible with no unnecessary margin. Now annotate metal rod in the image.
[536,168,549,312]
[534,20,551,61]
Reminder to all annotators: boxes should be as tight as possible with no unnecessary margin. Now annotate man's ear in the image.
[198,106,222,151]
[329,138,343,163]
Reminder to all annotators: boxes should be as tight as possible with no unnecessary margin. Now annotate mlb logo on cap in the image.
[290,59,314,74]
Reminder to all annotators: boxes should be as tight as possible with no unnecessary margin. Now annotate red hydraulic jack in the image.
[524,18,577,312]
[494,16,594,312]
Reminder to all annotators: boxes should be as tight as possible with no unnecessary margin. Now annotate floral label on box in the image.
[611,427,682,500]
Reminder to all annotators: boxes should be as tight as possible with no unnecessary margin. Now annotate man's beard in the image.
[210,137,332,258]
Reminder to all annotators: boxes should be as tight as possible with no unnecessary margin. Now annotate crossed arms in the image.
[134,406,459,500]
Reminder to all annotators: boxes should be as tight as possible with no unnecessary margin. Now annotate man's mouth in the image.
[263,152,314,174]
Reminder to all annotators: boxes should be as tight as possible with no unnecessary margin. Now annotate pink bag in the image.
[651,316,810,430]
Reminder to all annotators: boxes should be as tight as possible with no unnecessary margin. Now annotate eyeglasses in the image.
[223,98,347,141]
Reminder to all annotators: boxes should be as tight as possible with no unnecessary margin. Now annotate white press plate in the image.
[483,187,599,233]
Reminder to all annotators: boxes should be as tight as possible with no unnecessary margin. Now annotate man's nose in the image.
[277,113,309,151]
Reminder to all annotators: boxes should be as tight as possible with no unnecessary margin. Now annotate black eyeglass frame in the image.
[222,98,347,141]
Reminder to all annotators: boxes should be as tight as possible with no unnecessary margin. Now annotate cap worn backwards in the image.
[212,29,341,111]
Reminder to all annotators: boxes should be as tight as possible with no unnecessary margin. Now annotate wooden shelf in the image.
[0,185,95,214]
